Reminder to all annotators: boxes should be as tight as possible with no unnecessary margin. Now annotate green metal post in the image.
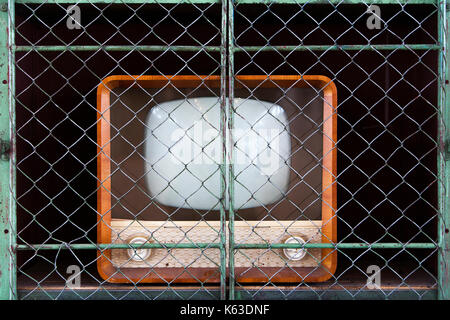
[227,0,236,301]
[0,0,15,301]
[219,0,228,300]
[439,0,450,301]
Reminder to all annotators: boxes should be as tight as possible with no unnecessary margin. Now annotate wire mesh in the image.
[5,0,448,300]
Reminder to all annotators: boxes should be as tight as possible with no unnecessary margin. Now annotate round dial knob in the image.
[283,236,307,261]
[127,236,151,262]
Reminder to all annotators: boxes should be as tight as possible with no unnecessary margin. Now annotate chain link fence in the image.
[0,0,448,300]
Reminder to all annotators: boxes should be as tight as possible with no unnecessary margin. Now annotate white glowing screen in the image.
[144,97,291,210]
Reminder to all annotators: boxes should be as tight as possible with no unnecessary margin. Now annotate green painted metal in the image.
[12,0,438,4]
[234,44,440,51]
[14,44,439,53]
[8,0,15,301]
[0,0,9,301]
[14,45,222,52]
[227,0,235,301]
[219,0,227,300]
[15,0,221,3]
[14,242,438,250]
[235,0,438,3]
[233,243,438,249]
[16,243,222,250]
[438,0,450,301]
[0,0,15,301]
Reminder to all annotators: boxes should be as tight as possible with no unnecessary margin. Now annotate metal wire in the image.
[4,0,447,300]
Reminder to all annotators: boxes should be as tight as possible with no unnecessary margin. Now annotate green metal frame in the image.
[440,0,450,301]
[0,0,15,300]
[0,0,448,300]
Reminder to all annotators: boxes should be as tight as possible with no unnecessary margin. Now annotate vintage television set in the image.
[96,75,337,283]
